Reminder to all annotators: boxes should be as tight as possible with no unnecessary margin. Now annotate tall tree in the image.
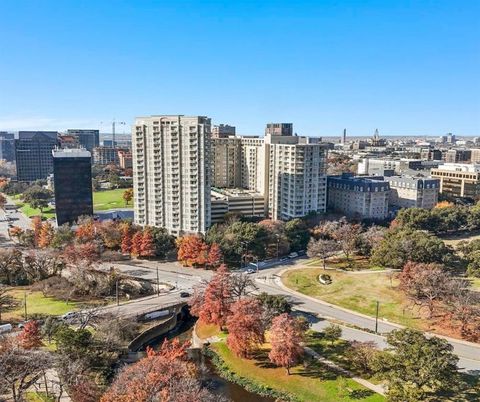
[140,229,156,258]
[176,235,206,267]
[17,320,43,349]
[377,329,460,402]
[38,222,55,248]
[195,264,233,329]
[121,226,132,254]
[268,313,306,374]
[31,216,43,247]
[307,238,339,269]
[256,293,292,326]
[285,218,310,252]
[332,223,361,268]
[122,188,133,206]
[207,243,223,268]
[101,347,219,402]
[227,298,265,358]
[0,193,6,210]
[131,231,143,257]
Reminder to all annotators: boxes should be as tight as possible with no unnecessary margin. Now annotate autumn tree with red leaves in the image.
[101,342,217,402]
[131,231,143,257]
[38,222,55,248]
[31,216,43,247]
[207,243,223,268]
[17,320,43,349]
[75,219,97,244]
[227,298,265,358]
[192,264,233,329]
[121,226,132,254]
[140,229,156,258]
[177,235,206,267]
[268,313,306,374]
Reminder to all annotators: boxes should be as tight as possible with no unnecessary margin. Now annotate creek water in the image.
[146,316,275,402]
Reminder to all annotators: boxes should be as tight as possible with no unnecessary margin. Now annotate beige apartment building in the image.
[132,115,211,235]
[384,176,439,209]
[211,188,265,223]
[211,129,328,222]
[431,163,480,199]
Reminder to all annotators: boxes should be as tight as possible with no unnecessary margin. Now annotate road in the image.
[0,196,31,247]
[107,259,480,375]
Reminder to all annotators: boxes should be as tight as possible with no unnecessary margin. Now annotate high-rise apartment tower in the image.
[132,115,211,235]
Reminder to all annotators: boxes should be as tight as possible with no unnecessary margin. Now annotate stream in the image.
[146,316,275,402]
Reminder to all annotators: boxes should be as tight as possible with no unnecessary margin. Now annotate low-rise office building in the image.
[211,188,265,223]
[384,176,439,209]
[431,163,480,199]
[327,174,390,220]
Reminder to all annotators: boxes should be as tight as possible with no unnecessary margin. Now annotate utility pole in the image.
[24,291,27,320]
[375,301,379,334]
[276,234,280,260]
[156,267,160,296]
[116,279,119,306]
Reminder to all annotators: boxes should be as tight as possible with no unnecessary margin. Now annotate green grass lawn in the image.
[282,269,425,329]
[305,256,378,271]
[25,392,55,402]
[212,342,384,402]
[15,201,56,219]
[3,288,78,322]
[471,278,480,291]
[93,188,133,211]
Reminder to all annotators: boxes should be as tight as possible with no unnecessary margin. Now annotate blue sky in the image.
[0,0,479,136]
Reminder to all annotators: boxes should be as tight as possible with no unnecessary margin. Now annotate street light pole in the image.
[156,267,160,296]
[276,234,280,260]
[375,301,379,334]
[116,279,119,306]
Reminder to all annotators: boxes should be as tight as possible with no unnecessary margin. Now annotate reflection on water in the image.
[147,317,275,402]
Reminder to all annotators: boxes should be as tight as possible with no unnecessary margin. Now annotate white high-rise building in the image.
[132,115,211,235]
[267,136,327,220]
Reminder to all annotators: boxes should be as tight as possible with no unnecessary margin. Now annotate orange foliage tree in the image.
[121,226,132,254]
[191,264,233,329]
[207,243,223,268]
[140,229,156,258]
[75,220,97,243]
[435,201,455,209]
[227,298,265,358]
[131,231,143,257]
[177,235,207,267]
[38,222,55,248]
[17,320,43,349]
[268,313,306,374]
[101,340,216,402]
[31,216,43,247]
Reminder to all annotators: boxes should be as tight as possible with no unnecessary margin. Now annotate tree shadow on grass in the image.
[348,389,375,399]
[296,359,339,381]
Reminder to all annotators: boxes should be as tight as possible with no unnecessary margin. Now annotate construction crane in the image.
[101,119,125,164]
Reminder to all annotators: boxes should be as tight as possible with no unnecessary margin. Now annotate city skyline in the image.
[0,0,479,135]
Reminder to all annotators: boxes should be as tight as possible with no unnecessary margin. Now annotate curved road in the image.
[107,259,480,375]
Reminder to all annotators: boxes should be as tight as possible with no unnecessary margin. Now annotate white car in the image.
[245,268,255,274]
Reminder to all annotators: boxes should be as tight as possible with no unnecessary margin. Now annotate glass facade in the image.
[53,155,93,225]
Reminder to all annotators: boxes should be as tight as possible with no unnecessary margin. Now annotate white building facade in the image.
[132,115,211,235]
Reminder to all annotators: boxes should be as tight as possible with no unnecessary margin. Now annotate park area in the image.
[197,323,384,402]
[2,287,78,322]
[282,268,426,329]
[93,188,133,211]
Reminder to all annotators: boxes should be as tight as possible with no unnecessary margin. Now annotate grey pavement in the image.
[0,196,32,247]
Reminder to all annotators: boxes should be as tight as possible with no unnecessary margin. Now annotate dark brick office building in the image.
[53,149,93,226]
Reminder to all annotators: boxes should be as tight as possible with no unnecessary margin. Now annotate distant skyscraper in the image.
[0,132,15,162]
[132,115,211,235]
[67,129,100,152]
[265,123,293,137]
[53,149,93,226]
[341,128,347,144]
[212,124,236,138]
[15,131,58,182]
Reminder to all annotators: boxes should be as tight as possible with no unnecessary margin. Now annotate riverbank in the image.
[194,322,385,402]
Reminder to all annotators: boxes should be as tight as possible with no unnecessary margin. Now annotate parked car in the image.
[245,268,255,274]
[180,291,190,298]
[61,312,78,322]
[288,252,299,259]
